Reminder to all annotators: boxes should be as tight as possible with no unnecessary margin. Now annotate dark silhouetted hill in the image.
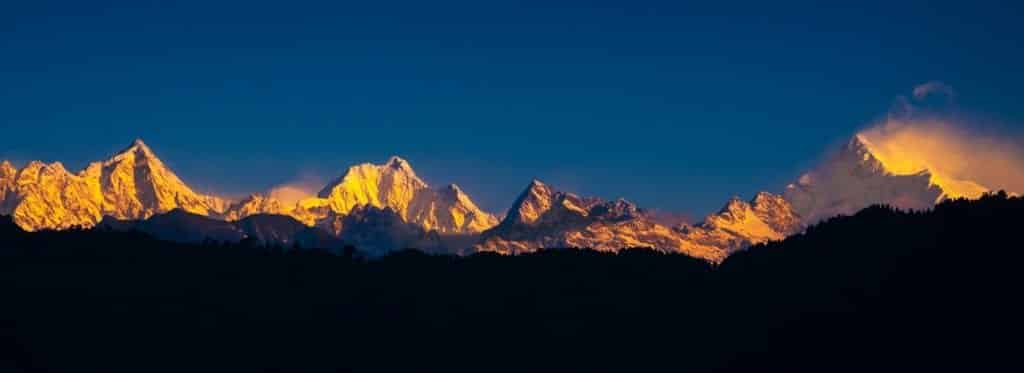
[1,192,1021,372]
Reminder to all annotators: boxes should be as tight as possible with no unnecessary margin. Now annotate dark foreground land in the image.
[1,193,1021,372]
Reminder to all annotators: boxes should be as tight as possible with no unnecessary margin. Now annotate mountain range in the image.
[0,140,226,231]
[0,135,997,261]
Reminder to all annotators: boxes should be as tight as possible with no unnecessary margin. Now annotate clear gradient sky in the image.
[2,0,1023,216]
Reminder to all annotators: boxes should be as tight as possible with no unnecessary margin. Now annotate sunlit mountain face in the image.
[475,180,800,263]
[783,120,1022,226]
[856,134,988,200]
[222,155,500,234]
[783,135,944,224]
[855,120,1023,200]
[0,140,226,231]
[0,131,1014,260]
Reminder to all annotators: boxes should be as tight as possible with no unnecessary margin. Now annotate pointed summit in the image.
[91,139,227,221]
[523,179,553,198]
[504,179,556,225]
[719,196,746,213]
[838,134,892,175]
[479,180,750,262]
[500,179,607,226]
[752,191,777,205]
[784,134,943,224]
[0,161,15,184]
[525,179,551,193]
[439,183,467,201]
[108,138,160,165]
[850,133,988,201]
[0,161,18,211]
[317,156,429,213]
[122,138,152,153]
[385,156,413,171]
[749,191,802,235]
[315,156,498,233]
[849,133,871,151]
[693,192,799,251]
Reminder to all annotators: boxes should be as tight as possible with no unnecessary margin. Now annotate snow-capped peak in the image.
[479,181,799,262]
[0,161,19,212]
[441,183,463,196]
[385,155,414,171]
[849,133,871,153]
[318,156,427,199]
[784,134,952,224]
[96,139,226,220]
[312,156,498,234]
[438,183,473,206]
[128,138,151,152]
[108,138,158,163]
[0,161,15,183]
[853,133,990,201]
[317,156,430,215]
[504,179,557,225]
[718,196,747,215]
[0,140,227,231]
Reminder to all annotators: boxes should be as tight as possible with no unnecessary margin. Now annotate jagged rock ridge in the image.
[3,134,1003,261]
[226,156,499,234]
[313,156,499,233]
[476,180,801,262]
[0,140,226,231]
[224,194,288,222]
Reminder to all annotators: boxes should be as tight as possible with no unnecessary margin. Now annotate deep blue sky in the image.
[2,0,1022,216]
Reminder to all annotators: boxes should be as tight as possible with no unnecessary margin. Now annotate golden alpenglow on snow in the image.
[312,156,499,233]
[1,142,499,236]
[475,179,802,263]
[224,156,500,233]
[0,140,226,231]
[225,156,499,233]
[1,133,1012,261]
[782,135,991,225]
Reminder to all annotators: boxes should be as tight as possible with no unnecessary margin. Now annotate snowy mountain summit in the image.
[476,180,800,262]
[221,156,499,235]
[0,139,226,231]
[0,135,1004,260]
[315,156,499,233]
[783,135,989,224]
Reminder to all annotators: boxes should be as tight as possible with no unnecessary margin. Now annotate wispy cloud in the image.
[858,82,1024,194]
[911,81,954,101]
[266,172,327,205]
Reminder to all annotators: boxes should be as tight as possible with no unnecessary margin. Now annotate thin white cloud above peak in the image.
[912,81,954,101]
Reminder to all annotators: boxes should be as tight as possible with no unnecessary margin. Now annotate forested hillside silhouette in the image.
[1,192,1021,372]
